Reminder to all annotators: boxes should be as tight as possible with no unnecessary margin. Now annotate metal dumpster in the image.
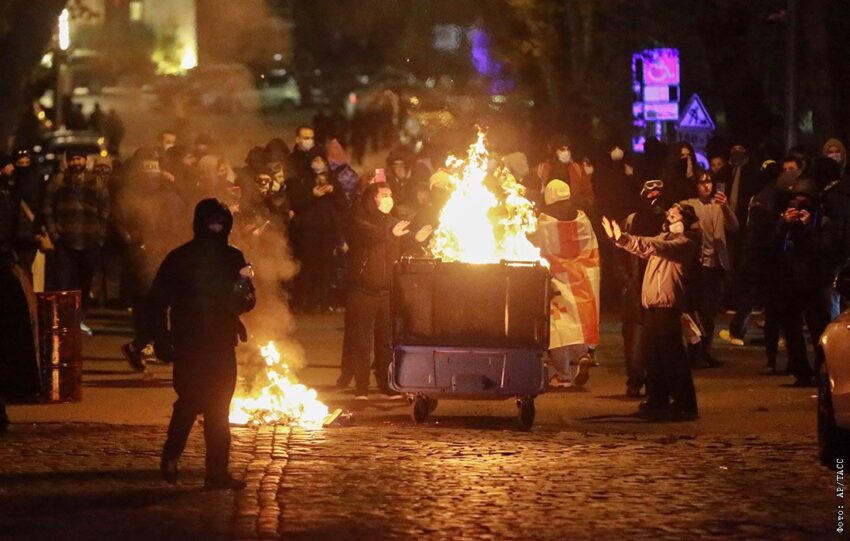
[390,257,549,428]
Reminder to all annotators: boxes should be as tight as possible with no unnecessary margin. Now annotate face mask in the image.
[299,139,315,152]
[610,148,624,161]
[377,197,394,214]
[828,152,843,163]
[311,162,325,174]
[668,221,684,234]
[556,150,571,164]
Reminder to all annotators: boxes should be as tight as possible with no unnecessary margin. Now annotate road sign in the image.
[679,130,710,150]
[644,102,679,121]
[678,94,715,131]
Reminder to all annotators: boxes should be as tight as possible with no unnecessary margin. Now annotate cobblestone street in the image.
[1,314,844,539]
[0,423,840,540]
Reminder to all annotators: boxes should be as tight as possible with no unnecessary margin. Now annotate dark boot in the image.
[205,472,247,490]
[160,456,179,484]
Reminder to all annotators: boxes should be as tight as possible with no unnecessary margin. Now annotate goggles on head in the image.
[641,179,664,193]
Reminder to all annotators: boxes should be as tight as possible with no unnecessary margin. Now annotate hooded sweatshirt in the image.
[147,199,252,355]
[823,138,848,172]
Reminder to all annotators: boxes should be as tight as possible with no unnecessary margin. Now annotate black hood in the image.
[192,198,233,242]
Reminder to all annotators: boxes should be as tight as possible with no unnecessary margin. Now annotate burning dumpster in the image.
[390,258,549,429]
[386,130,551,429]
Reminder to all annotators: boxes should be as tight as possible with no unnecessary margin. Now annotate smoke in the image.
[234,197,303,388]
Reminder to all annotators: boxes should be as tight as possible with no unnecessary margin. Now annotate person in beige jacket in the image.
[603,203,700,419]
[681,172,739,367]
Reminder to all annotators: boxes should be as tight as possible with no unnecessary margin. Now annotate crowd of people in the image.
[2,118,850,429]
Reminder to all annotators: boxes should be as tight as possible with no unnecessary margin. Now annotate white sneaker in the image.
[80,322,93,336]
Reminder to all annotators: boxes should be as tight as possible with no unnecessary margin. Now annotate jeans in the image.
[54,243,100,313]
[549,344,590,378]
[696,266,724,352]
[341,288,392,395]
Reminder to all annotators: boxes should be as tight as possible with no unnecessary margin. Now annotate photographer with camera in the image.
[772,178,830,386]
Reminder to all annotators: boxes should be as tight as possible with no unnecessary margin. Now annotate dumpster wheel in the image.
[427,398,438,414]
[517,396,535,430]
[412,395,430,423]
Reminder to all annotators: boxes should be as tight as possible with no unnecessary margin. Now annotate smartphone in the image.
[715,182,726,195]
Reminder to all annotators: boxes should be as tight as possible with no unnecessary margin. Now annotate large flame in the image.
[429,132,542,264]
[229,341,330,429]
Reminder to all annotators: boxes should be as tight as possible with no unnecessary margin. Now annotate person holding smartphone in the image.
[680,171,739,367]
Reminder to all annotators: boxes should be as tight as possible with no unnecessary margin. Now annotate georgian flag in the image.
[537,210,601,349]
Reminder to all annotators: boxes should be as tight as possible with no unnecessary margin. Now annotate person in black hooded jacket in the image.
[147,198,255,490]
[339,181,432,398]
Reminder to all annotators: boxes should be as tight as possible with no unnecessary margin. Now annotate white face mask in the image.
[377,196,394,214]
[610,148,624,161]
[668,221,685,234]
[556,149,571,164]
[299,138,315,152]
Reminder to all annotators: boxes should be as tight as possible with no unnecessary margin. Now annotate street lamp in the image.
[58,9,70,51]
[56,8,71,129]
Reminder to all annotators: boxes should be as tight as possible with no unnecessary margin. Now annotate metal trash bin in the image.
[390,258,550,429]
[37,291,83,403]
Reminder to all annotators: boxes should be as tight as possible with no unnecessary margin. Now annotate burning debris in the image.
[430,131,542,264]
[229,341,340,429]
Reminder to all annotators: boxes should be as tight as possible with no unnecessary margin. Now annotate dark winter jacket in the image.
[346,203,401,294]
[286,172,346,238]
[147,199,254,357]
[0,260,41,400]
[11,165,43,245]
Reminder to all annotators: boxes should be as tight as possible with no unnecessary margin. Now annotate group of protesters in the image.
[2,116,850,422]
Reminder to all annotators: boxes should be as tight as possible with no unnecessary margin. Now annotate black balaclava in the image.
[192,198,233,244]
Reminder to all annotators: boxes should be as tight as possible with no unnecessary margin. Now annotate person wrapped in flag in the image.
[534,180,600,387]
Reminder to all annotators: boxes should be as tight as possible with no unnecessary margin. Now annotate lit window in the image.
[129,1,143,22]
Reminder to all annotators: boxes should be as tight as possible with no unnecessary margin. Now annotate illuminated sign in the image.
[678,94,715,131]
[641,49,680,85]
[644,102,679,121]
[631,48,681,152]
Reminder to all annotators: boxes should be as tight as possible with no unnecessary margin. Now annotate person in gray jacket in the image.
[603,203,700,419]
[681,171,739,366]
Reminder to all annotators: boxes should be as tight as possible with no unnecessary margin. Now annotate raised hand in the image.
[602,216,614,240]
[392,220,411,237]
[414,224,434,243]
[612,219,622,241]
